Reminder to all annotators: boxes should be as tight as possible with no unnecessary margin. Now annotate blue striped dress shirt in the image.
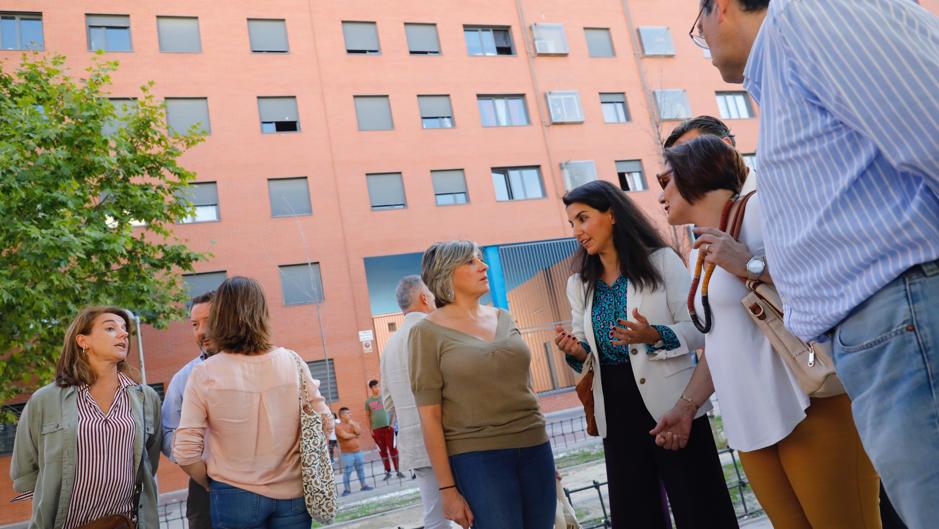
[743,0,939,340]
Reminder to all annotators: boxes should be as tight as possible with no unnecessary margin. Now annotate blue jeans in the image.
[832,260,939,529]
[208,480,310,529]
[449,442,556,529]
[341,451,367,492]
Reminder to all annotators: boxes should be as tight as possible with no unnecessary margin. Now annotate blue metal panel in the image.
[483,245,509,309]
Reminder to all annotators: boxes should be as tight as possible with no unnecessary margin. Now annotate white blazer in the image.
[566,247,709,438]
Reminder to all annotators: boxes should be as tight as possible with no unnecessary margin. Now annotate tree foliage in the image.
[0,54,206,409]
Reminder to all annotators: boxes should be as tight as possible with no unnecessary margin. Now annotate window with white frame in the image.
[546,91,584,124]
[405,23,440,55]
[531,23,568,55]
[491,166,544,201]
[165,97,211,135]
[464,26,514,56]
[477,95,529,127]
[279,263,324,304]
[247,19,288,53]
[258,96,299,133]
[654,89,691,120]
[354,96,394,131]
[157,17,200,53]
[432,169,469,205]
[561,160,597,190]
[600,93,629,123]
[638,26,674,56]
[418,95,454,129]
[584,28,614,57]
[1,12,44,50]
[366,173,407,210]
[716,91,755,119]
[178,182,219,223]
[616,160,646,192]
[343,21,380,54]
[86,14,131,52]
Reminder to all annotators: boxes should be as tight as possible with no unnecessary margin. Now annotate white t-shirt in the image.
[693,195,810,452]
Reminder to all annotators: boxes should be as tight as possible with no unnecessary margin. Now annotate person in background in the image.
[555,180,737,528]
[11,306,162,529]
[695,1,939,525]
[365,379,403,480]
[663,115,756,194]
[161,291,217,529]
[173,277,332,529]
[410,240,555,529]
[381,275,456,529]
[335,407,372,496]
[328,411,339,466]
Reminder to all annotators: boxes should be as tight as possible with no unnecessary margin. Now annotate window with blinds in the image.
[248,19,288,53]
[86,14,131,51]
[367,173,407,210]
[354,96,394,131]
[600,93,629,123]
[258,96,299,133]
[279,263,325,305]
[405,23,440,55]
[157,17,200,53]
[616,160,647,192]
[431,169,469,205]
[343,21,380,54]
[177,182,219,223]
[306,359,339,402]
[183,271,227,298]
[418,95,454,129]
[268,177,312,217]
[165,98,211,136]
[584,28,614,57]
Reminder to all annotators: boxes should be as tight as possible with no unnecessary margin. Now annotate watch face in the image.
[747,258,764,275]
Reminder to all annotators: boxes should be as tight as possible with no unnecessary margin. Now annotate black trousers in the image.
[187,478,213,529]
[600,363,738,529]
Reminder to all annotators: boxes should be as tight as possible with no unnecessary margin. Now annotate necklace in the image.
[687,196,737,333]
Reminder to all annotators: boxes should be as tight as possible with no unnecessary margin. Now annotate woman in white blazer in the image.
[554,180,737,529]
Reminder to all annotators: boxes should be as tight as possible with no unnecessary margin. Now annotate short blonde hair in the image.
[421,240,481,308]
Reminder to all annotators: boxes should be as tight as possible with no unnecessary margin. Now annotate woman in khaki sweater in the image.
[409,240,555,529]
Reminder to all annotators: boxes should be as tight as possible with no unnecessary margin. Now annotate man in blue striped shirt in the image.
[695,1,939,527]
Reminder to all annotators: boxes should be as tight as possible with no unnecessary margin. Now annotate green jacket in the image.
[10,381,162,529]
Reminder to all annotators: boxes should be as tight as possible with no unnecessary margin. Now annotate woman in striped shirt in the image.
[11,306,163,529]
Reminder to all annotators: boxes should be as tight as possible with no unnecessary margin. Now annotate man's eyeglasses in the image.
[656,169,674,190]
[689,0,711,49]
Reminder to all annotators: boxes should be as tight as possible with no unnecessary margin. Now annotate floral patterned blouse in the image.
[567,276,680,372]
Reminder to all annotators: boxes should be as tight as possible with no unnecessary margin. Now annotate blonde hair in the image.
[55,306,140,387]
[420,240,481,308]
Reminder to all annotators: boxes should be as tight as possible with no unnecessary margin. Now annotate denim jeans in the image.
[448,442,556,529]
[341,451,367,492]
[832,259,939,529]
[208,479,310,529]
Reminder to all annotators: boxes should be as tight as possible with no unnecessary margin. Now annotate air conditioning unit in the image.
[535,39,559,55]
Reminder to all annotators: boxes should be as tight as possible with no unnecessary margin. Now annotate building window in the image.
[268,177,312,217]
[178,182,219,223]
[432,169,469,205]
[366,173,407,210]
[616,160,646,192]
[716,91,755,119]
[491,166,544,201]
[280,263,325,305]
[531,23,568,55]
[258,96,299,133]
[0,12,44,50]
[418,95,454,129]
[464,26,514,56]
[247,19,288,53]
[103,98,138,136]
[546,91,584,124]
[354,96,394,131]
[86,14,131,52]
[638,26,674,56]
[742,153,757,171]
[477,95,529,127]
[156,16,200,53]
[584,27,614,57]
[600,93,629,123]
[342,21,380,54]
[183,271,227,298]
[306,359,339,402]
[405,23,440,55]
[165,97,210,135]
[654,89,692,120]
[561,160,598,190]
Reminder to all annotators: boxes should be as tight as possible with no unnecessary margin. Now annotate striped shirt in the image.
[63,373,137,529]
[743,0,939,340]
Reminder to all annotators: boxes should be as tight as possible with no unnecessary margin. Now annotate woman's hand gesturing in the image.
[554,325,588,362]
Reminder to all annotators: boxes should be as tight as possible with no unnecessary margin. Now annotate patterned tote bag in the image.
[291,352,338,523]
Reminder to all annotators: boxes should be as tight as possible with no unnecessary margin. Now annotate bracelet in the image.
[439,484,456,491]
[679,394,698,410]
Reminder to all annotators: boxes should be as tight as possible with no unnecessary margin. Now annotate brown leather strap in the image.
[729,190,756,241]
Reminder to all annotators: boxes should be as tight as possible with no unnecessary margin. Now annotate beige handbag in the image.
[730,192,845,398]
[291,353,338,523]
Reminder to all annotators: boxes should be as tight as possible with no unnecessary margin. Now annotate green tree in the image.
[0,54,206,410]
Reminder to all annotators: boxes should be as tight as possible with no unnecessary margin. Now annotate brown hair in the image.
[663,135,747,204]
[208,276,272,354]
[55,306,140,387]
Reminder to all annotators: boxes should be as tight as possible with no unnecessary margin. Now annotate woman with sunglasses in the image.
[554,179,737,528]
[657,135,881,529]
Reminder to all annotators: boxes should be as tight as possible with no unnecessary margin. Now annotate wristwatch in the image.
[746,255,766,281]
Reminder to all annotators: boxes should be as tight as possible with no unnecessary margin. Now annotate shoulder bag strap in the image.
[729,190,756,241]
[131,386,148,523]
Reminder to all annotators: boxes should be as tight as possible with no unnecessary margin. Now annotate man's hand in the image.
[649,400,696,450]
